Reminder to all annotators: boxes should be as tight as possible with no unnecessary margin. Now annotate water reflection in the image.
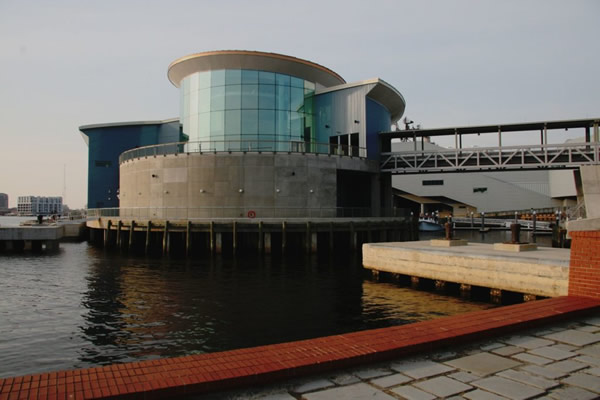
[1,242,493,378]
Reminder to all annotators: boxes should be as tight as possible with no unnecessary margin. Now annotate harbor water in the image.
[0,217,535,379]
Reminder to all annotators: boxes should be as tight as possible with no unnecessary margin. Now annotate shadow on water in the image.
[1,241,493,377]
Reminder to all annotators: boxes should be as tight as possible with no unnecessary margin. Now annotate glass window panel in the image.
[189,88,199,116]
[258,110,275,135]
[182,76,190,94]
[211,70,225,87]
[241,84,258,109]
[275,73,290,86]
[189,113,198,138]
[225,69,242,85]
[241,70,258,84]
[258,135,276,151]
[210,111,225,136]
[258,84,275,109]
[198,113,210,139]
[291,112,304,138]
[198,87,211,113]
[258,71,275,84]
[183,93,190,117]
[291,76,304,88]
[225,110,241,135]
[276,111,290,137]
[291,87,304,112]
[189,73,199,92]
[225,84,242,110]
[198,71,211,89]
[241,110,258,135]
[276,85,290,111]
[211,86,225,111]
[304,80,315,91]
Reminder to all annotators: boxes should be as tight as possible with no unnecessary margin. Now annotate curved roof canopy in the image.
[168,50,346,88]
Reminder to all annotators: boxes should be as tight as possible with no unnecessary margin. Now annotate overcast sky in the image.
[1,0,598,209]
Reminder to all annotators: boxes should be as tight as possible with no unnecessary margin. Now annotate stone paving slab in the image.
[302,382,394,400]
[391,385,436,400]
[547,386,599,400]
[464,389,509,400]
[491,345,524,356]
[497,369,559,390]
[577,343,600,357]
[413,376,472,397]
[503,335,554,349]
[520,364,568,379]
[390,359,455,379]
[512,352,553,365]
[446,353,521,376]
[472,376,545,399]
[561,372,600,394]
[352,367,392,380]
[543,329,600,346]
[527,345,575,360]
[574,354,600,366]
[448,371,480,383]
[369,373,412,388]
[546,359,589,373]
[292,379,334,394]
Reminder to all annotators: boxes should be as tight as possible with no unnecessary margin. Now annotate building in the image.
[81,51,406,218]
[17,196,63,216]
[0,193,8,215]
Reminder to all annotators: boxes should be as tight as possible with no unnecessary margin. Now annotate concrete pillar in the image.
[371,270,380,280]
[31,241,42,252]
[411,276,419,289]
[162,221,169,255]
[129,220,135,250]
[579,166,600,218]
[215,232,222,254]
[264,232,271,254]
[435,280,446,292]
[232,221,237,254]
[145,221,151,255]
[310,232,317,253]
[209,221,215,253]
[104,220,112,248]
[460,283,471,299]
[46,240,59,251]
[523,294,537,302]
[490,288,502,304]
[116,220,123,249]
[258,221,264,253]
[186,221,192,256]
[281,221,287,253]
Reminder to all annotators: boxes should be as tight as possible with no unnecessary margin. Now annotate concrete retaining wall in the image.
[119,152,378,218]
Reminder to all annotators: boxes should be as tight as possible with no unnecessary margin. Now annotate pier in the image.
[87,217,418,255]
[0,221,85,252]
[363,240,570,300]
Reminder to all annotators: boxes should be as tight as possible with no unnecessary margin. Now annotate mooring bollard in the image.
[510,223,521,244]
[445,222,452,240]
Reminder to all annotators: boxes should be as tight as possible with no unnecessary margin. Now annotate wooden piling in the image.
[232,221,237,254]
[162,221,169,255]
[329,222,334,251]
[186,221,192,256]
[209,221,215,253]
[282,221,287,253]
[258,221,264,252]
[116,220,123,249]
[104,220,112,248]
[145,221,151,255]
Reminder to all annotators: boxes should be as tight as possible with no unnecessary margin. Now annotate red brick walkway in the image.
[1,296,598,400]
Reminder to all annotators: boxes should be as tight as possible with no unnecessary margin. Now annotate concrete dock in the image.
[0,220,86,251]
[363,241,570,298]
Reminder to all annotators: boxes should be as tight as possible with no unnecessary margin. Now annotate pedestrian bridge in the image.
[380,117,600,174]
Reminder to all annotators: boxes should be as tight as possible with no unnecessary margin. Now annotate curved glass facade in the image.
[181,69,315,149]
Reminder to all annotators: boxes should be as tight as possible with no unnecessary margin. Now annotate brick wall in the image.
[568,231,600,299]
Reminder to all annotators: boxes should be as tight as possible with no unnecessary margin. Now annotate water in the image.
[0,234,496,378]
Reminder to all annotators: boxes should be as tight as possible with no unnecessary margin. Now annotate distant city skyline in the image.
[1,0,599,208]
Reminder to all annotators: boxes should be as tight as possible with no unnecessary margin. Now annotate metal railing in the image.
[120,140,367,164]
[381,142,600,173]
[86,207,406,219]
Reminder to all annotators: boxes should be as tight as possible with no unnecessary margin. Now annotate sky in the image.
[1,0,598,209]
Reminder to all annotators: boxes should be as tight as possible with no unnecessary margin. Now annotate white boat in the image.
[419,218,444,232]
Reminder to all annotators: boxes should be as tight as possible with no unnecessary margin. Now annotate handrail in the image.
[382,141,600,173]
[86,207,406,219]
[120,140,367,164]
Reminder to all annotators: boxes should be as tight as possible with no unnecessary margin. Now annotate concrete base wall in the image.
[120,153,379,218]
[363,242,569,297]
[580,165,600,218]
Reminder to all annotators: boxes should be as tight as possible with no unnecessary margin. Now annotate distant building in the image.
[17,196,63,216]
[0,193,8,214]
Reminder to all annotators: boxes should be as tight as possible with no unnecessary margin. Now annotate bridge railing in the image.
[381,141,599,173]
[120,140,367,164]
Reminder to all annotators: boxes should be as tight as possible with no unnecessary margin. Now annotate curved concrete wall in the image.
[119,153,378,218]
